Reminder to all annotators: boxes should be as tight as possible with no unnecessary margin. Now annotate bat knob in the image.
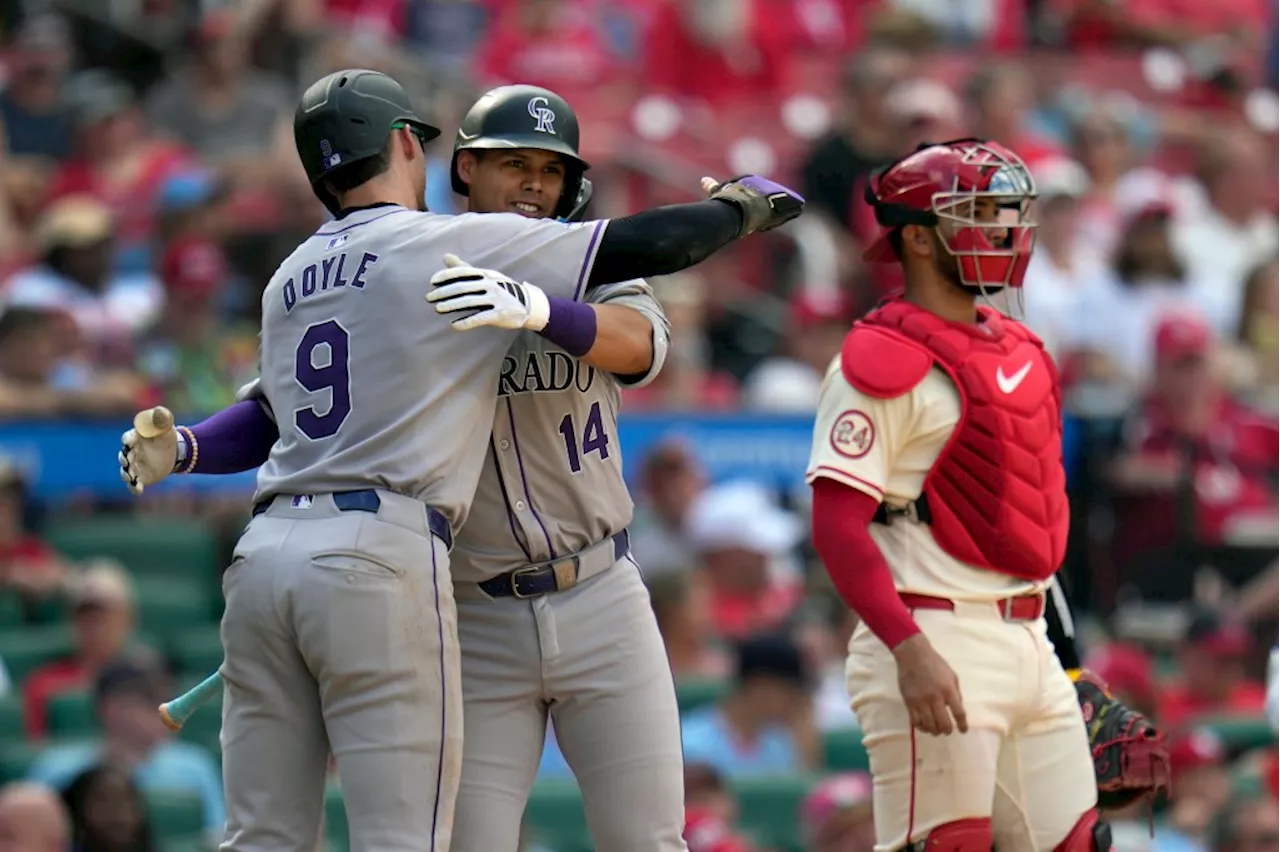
[158,703,181,732]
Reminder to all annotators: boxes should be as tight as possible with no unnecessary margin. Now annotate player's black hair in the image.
[321,140,395,198]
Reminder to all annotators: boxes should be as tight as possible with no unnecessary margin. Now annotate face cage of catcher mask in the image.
[929,158,1038,319]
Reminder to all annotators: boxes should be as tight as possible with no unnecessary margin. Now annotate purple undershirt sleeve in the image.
[183,400,279,474]
[538,296,598,357]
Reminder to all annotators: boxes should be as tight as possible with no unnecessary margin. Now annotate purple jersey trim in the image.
[571,220,606,302]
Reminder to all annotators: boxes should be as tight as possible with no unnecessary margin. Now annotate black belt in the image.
[252,489,452,549]
[478,530,630,599]
[873,494,933,526]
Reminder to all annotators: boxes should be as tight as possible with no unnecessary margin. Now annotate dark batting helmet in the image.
[451,85,590,220]
[294,69,441,215]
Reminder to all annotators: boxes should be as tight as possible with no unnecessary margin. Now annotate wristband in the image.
[537,297,597,357]
[175,426,198,474]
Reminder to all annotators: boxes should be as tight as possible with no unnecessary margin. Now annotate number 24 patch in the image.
[830,410,875,459]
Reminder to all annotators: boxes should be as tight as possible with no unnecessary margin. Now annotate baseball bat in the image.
[159,671,223,732]
[133,406,174,439]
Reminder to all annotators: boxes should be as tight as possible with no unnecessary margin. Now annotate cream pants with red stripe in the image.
[846,603,1097,852]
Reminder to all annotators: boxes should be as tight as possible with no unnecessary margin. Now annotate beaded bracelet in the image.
[175,426,199,474]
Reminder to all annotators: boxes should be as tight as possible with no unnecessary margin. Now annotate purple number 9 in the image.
[294,320,352,440]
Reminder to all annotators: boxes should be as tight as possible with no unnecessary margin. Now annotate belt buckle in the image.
[1001,596,1017,621]
[508,566,543,600]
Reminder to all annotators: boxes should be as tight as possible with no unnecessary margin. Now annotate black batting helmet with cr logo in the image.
[451,85,590,220]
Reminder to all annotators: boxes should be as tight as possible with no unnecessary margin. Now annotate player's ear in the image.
[455,150,478,189]
[902,224,934,259]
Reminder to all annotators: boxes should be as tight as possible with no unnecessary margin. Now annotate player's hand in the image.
[427,254,552,332]
[119,406,178,496]
[702,174,805,236]
[892,634,969,736]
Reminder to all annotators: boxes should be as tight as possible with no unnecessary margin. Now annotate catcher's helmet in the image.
[294,69,441,215]
[451,85,590,220]
[863,138,1037,292]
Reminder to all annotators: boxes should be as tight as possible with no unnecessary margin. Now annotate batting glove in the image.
[119,406,178,495]
[427,253,551,332]
[702,175,805,236]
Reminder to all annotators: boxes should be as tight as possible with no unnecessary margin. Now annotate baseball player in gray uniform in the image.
[443,86,685,852]
[117,70,804,852]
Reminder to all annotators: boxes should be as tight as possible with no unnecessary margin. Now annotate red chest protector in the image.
[841,299,1068,581]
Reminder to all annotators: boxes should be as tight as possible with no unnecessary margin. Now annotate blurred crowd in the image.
[0,0,1277,850]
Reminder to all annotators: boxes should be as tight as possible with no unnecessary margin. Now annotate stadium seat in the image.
[822,728,871,771]
[0,594,23,628]
[0,624,73,683]
[160,835,208,852]
[732,775,816,852]
[675,678,730,714]
[169,627,225,677]
[0,694,22,738]
[525,780,591,849]
[46,691,96,737]
[0,739,45,783]
[143,789,206,843]
[133,576,219,636]
[44,516,220,579]
[1201,716,1278,752]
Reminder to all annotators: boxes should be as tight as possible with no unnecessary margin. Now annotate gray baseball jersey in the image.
[242,204,610,529]
[449,280,670,582]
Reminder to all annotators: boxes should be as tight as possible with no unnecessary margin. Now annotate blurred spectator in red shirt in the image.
[801,771,876,852]
[647,571,732,681]
[1066,103,1153,257]
[1108,315,1279,573]
[1156,726,1234,848]
[0,458,69,614]
[1085,642,1160,718]
[23,561,151,739]
[684,760,756,850]
[0,12,73,163]
[1159,611,1267,730]
[686,481,804,641]
[641,0,788,107]
[742,290,853,414]
[1050,0,1270,51]
[44,70,193,275]
[3,195,162,371]
[477,0,614,90]
[884,0,1026,51]
[326,0,410,40]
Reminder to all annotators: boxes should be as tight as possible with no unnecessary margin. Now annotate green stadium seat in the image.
[0,594,23,628]
[160,835,209,852]
[0,694,22,739]
[823,728,870,771]
[170,627,225,677]
[0,624,73,683]
[133,576,218,635]
[675,678,730,715]
[1199,715,1277,752]
[325,783,350,852]
[46,691,96,737]
[0,739,47,783]
[732,775,816,852]
[525,780,590,848]
[44,516,220,579]
[144,789,206,843]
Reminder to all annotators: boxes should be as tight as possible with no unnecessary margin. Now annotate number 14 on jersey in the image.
[558,402,611,473]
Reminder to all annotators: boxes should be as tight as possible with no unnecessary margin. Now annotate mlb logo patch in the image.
[326,234,350,252]
[291,495,314,509]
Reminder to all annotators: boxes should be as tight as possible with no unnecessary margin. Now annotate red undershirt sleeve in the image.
[810,477,920,650]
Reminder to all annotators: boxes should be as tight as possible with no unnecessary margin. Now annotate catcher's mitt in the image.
[1074,671,1171,810]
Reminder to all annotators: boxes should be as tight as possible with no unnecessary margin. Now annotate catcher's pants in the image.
[846,603,1097,852]
[218,493,463,852]
[450,555,687,852]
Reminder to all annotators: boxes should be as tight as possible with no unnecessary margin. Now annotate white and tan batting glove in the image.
[119,406,178,495]
[427,253,551,332]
